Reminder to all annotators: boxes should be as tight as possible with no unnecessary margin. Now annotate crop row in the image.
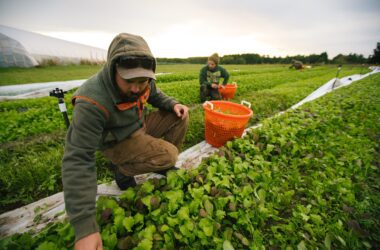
[2,69,378,249]
[0,66,363,143]
[0,66,369,214]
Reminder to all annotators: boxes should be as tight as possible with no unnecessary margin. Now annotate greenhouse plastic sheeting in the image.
[0,25,107,67]
[0,33,38,68]
[0,67,379,239]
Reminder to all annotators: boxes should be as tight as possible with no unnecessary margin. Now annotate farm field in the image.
[0,64,370,214]
[0,66,379,249]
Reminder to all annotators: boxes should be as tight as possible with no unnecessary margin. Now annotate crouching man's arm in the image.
[62,100,106,248]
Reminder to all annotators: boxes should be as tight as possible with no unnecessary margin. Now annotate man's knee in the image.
[161,109,189,128]
[159,140,178,166]
[200,85,209,102]
[179,111,189,128]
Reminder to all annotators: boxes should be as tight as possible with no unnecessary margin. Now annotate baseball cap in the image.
[116,56,156,80]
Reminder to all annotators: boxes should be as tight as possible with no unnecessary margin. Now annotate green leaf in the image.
[160,224,170,232]
[336,236,346,246]
[134,213,145,231]
[297,240,306,250]
[216,210,226,220]
[101,229,118,250]
[179,221,194,237]
[167,170,182,189]
[198,218,214,237]
[113,207,126,232]
[123,216,135,232]
[150,208,161,219]
[324,233,332,250]
[223,227,233,241]
[119,187,136,201]
[141,181,155,194]
[204,199,214,216]
[223,240,235,250]
[138,225,156,241]
[310,214,323,225]
[97,196,119,210]
[167,217,179,227]
[36,242,59,250]
[141,195,153,211]
[258,189,266,202]
[56,222,75,242]
[190,187,205,200]
[135,238,153,250]
[300,213,310,221]
[177,206,190,221]
[265,144,275,154]
[163,190,184,212]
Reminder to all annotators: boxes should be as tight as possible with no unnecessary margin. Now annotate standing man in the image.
[62,33,189,249]
[199,53,230,102]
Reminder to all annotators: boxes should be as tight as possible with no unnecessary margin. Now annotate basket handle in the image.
[232,82,237,86]
[204,101,214,110]
[241,100,251,109]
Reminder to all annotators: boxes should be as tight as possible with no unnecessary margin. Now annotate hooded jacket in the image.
[199,65,229,86]
[62,33,178,241]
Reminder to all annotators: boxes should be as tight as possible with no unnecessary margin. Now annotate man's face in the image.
[208,60,216,70]
[115,72,149,97]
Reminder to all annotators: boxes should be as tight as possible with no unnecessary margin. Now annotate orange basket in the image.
[219,82,237,100]
[203,100,253,147]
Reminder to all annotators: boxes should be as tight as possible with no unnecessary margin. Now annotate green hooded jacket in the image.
[62,33,178,241]
[199,65,230,86]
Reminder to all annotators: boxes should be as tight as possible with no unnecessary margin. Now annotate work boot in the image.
[154,166,179,176]
[115,167,137,190]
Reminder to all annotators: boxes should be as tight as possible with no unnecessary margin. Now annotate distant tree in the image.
[319,52,328,64]
[235,57,246,64]
[221,55,235,64]
[156,50,368,65]
[332,53,367,64]
[368,42,380,64]
[188,57,207,64]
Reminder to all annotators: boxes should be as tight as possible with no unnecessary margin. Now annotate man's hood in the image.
[100,33,156,105]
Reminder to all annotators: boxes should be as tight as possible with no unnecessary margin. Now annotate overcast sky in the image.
[0,0,379,58]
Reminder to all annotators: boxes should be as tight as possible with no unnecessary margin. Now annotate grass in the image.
[0,65,103,86]
[0,63,320,86]
[0,64,373,214]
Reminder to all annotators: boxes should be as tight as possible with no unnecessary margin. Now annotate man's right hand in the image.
[211,83,219,89]
[75,232,103,250]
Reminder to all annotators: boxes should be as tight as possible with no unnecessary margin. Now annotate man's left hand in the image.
[173,104,189,120]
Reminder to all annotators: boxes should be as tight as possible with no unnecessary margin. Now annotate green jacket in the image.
[199,65,230,86]
[62,33,178,241]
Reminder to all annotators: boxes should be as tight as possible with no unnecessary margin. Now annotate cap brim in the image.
[117,66,156,80]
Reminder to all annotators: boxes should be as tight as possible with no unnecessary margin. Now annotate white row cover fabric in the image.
[0,25,107,67]
[291,66,380,109]
[0,80,86,101]
[0,73,172,101]
[0,67,379,239]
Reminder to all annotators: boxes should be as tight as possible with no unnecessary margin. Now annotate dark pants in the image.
[103,110,189,176]
[200,85,221,103]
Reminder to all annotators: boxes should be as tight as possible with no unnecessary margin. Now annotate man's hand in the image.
[75,232,103,250]
[173,104,189,120]
[219,84,226,89]
[211,83,219,89]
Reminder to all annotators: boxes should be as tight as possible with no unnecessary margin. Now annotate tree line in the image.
[157,43,380,65]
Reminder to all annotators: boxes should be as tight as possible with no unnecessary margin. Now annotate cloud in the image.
[1,0,379,57]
